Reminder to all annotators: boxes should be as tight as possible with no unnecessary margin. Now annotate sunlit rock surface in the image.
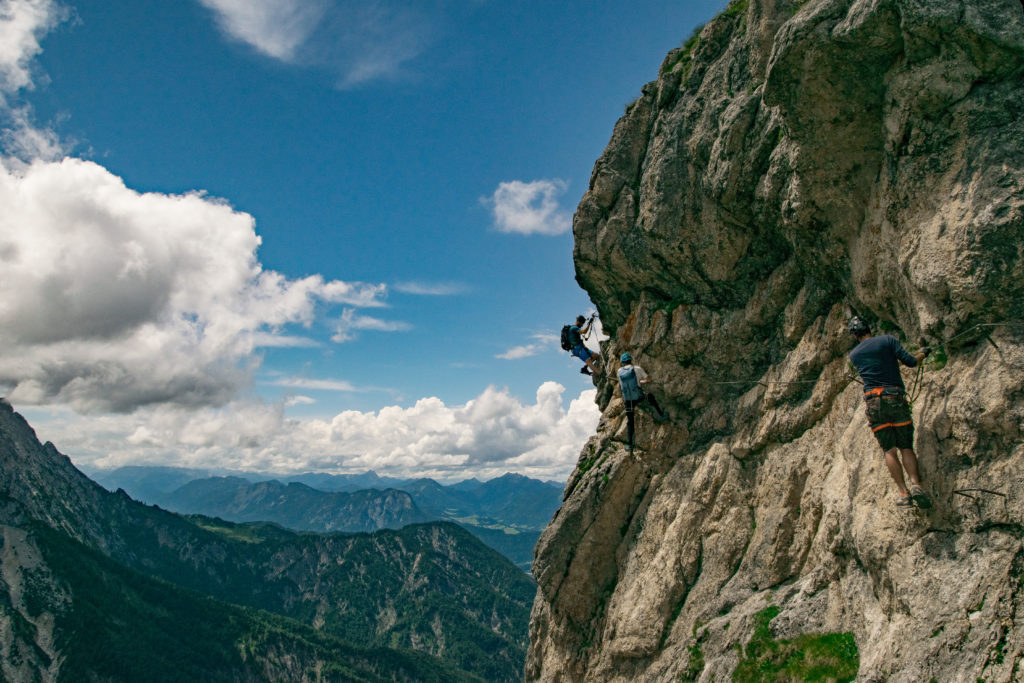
[528,0,1024,680]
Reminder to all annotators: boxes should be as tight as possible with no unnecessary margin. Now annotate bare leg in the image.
[899,448,922,487]
[884,447,910,494]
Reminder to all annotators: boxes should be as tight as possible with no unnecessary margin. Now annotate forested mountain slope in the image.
[0,401,534,681]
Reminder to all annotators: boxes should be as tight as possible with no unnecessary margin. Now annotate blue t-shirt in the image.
[569,325,583,347]
[849,335,917,392]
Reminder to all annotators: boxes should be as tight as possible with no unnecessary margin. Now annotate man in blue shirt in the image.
[848,316,932,508]
[569,315,601,376]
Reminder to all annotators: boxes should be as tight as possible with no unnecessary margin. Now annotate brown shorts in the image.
[865,394,914,451]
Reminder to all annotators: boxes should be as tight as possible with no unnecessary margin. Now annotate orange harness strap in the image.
[872,420,912,433]
[865,386,905,400]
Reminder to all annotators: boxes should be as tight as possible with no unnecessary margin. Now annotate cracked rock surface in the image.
[527,0,1024,680]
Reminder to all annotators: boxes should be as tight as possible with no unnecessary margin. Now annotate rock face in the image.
[528,0,1024,681]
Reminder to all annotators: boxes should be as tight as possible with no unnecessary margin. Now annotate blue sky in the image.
[1,0,724,481]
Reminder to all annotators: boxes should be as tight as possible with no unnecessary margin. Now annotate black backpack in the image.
[560,325,573,351]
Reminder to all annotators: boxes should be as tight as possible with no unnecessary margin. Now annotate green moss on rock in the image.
[733,607,859,682]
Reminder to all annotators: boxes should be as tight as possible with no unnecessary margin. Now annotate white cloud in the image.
[271,377,358,392]
[486,179,572,236]
[247,332,321,348]
[0,0,62,98]
[496,344,541,360]
[0,0,67,162]
[194,0,437,89]
[0,0,395,417]
[496,333,560,360]
[196,0,326,61]
[393,281,467,296]
[285,395,316,406]
[312,382,599,479]
[1,105,61,160]
[26,383,601,481]
[320,3,435,89]
[331,307,411,343]
[0,157,388,413]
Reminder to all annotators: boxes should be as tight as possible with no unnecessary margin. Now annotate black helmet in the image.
[848,316,871,337]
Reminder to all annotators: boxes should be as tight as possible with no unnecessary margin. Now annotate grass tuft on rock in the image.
[733,607,859,682]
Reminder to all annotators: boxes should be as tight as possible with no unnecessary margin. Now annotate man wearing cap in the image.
[848,316,932,508]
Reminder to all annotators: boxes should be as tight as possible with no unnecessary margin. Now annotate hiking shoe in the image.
[895,493,914,507]
[580,367,592,376]
[910,485,932,509]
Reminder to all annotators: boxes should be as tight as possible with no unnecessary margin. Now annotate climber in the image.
[617,352,667,452]
[562,314,601,376]
[847,316,932,509]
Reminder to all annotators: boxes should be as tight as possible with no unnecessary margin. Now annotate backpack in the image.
[617,366,644,401]
[560,325,573,351]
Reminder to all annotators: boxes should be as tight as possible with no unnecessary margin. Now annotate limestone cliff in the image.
[528,0,1024,681]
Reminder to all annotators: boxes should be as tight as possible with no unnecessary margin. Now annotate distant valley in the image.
[0,401,537,681]
[89,466,565,570]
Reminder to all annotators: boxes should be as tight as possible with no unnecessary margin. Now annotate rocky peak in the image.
[528,0,1024,680]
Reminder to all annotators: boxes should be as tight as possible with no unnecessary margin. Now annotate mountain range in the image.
[0,400,535,681]
[90,466,564,570]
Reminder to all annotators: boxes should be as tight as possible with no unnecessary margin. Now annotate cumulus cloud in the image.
[30,383,600,481]
[0,157,388,413]
[311,382,599,479]
[486,179,572,236]
[196,0,327,61]
[331,307,411,343]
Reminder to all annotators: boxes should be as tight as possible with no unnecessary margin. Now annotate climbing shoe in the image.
[895,493,914,507]
[910,484,932,509]
[580,367,592,376]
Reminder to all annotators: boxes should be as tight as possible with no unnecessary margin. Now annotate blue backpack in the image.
[617,366,644,401]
